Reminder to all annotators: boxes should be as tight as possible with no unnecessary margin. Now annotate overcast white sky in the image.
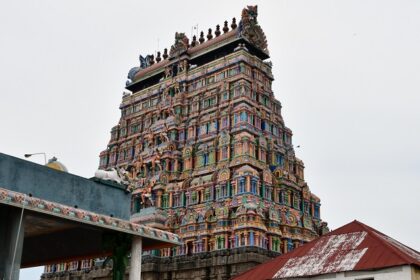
[0,0,419,279]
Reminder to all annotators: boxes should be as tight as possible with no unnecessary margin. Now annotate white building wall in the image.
[287,265,413,280]
[412,265,420,280]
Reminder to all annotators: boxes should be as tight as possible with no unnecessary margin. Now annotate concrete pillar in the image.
[0,205,25,280]
[129,237,142,280]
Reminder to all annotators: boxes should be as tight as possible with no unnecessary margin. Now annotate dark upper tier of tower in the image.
[126,5,269,93]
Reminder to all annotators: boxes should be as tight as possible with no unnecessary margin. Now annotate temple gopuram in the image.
[42,5,328,280]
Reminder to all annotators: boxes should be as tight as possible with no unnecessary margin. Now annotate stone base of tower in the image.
[41,247,280,280]
[141,247,280,280]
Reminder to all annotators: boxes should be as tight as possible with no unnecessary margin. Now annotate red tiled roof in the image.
[233,220,420,280]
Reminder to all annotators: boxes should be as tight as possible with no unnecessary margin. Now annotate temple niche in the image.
[44,5,328,280]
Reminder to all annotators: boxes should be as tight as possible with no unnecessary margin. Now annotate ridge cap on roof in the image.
[355,220,420,265]
[340,220,420,267]
[321,219,365,236]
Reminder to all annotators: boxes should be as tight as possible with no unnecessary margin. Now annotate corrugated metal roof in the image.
[233,220,420,280]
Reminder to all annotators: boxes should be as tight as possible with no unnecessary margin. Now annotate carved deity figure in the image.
[126,54,154,85]
[133,155,144,179]
[164,66,173,78]
[160,131,170,143]
[178,60,188,73]
[169,32,189,58]
[140,179,155,207]
[151,148,163,173]
[241,5,258,24]
[144,132,154,149]
[238,5,268,54]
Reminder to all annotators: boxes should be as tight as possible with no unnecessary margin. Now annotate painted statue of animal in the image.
[94,168,128,185]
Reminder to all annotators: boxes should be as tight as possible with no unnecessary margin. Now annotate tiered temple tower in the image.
[42,5,328,280]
